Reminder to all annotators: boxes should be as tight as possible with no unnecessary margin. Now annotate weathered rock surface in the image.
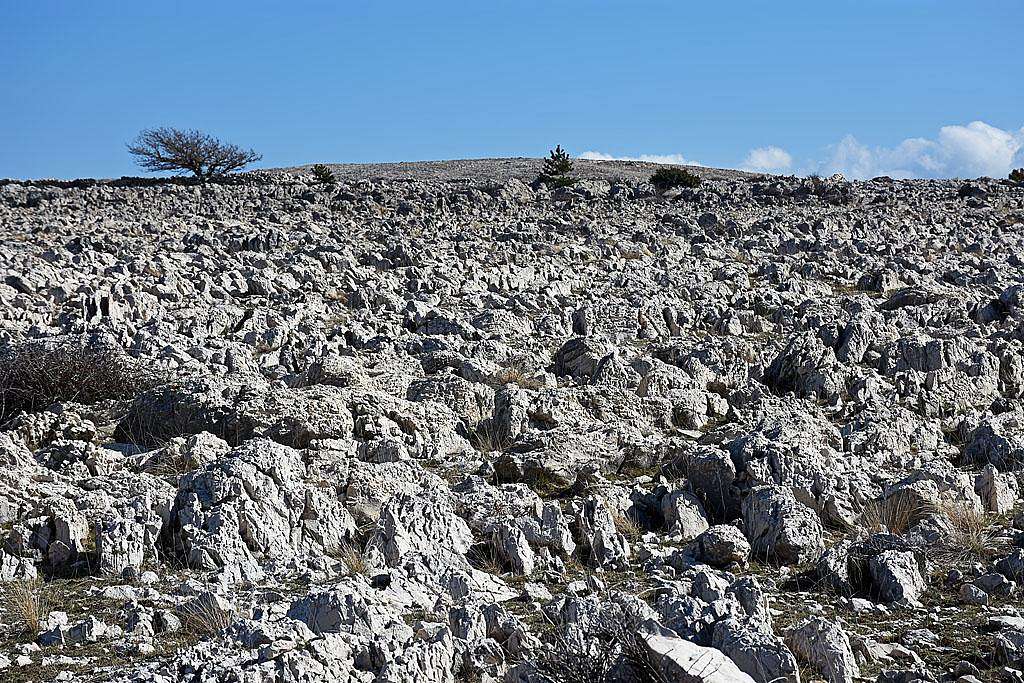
[0,160,1022,681]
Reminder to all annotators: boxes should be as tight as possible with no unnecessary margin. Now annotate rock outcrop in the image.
[0,161,1021,681]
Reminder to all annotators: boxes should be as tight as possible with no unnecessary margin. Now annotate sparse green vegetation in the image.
[649,166,701,191]
[1010,167,1024,183]
[311,163,337,186]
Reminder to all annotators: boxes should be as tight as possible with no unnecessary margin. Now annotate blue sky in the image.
[2,1,1022,179]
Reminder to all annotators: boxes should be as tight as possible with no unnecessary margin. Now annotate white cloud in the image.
[815,121,1024,179]
[579,121,1024,180]
[741,146,792,173]
[578,151,701,166]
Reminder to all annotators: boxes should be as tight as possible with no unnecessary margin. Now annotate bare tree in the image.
[127,127,261,181]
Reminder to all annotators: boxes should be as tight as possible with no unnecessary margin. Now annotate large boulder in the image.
[168,438,355,582]
[964,411,1024,470]
[712,618,799,683]
[742,485,824,565]
[730,402,873,526]
[869,550,927,605]
[696,524,751,568]
[784,616,860,683]
[570,495,631,569]
[641,622,758,683]
[661,489,710,540]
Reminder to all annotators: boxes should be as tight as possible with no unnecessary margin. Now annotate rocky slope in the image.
[0,160,1023,682]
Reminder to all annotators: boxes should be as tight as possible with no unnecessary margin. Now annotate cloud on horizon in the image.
[578,150,701,166]
[582,120,1024,180]
[740,146,792,173]
[812,121,1024,179]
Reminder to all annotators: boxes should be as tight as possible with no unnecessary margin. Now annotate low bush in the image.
[650,167,701,191]
[1010,168,1024,183]
[535,610,665,683]
[0,337,156,422]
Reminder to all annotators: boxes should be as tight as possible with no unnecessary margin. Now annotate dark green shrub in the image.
[537,145,576,187]
[311,164,337,186]
[1010,168,1024,183]
[650,167,701,191]
[543,175,577,189]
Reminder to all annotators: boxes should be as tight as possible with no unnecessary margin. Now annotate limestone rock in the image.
[742,485,824,565]
[784,616,860,683]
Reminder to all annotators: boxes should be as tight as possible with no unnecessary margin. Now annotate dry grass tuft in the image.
[2,577,50,634]
[469,544,505,576]
[492,356,546,390]
[858,491,934,535]
[145,444,201,481]
[933,501,1006,566]
[337,542,369,575]
[471,419,512,454]
[613,510,642,542]
[179,595,237,638]
[494,364,527,386]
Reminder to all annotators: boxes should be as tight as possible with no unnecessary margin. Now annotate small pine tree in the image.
[537,145,576,187]
[1010,168,1024,183]
[311,164,337,186]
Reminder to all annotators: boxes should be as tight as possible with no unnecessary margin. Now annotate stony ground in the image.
[0,159,1023,683]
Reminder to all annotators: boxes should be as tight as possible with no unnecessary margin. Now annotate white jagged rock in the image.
[642,627,758,682]
[784,616,860,683]
[742,485,824,565]
[2,163,1021,683]
[869,549,927,605]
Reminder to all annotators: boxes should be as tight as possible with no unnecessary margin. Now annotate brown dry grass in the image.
[933,501,1006,566]
[613,510,642,542]
[492,356,546,390]
[179,595,237,638]
[337,542,369,576]
[2,577,51,634]
[145,444,201,481]
[470,420,512,454]
[858,491,934,535]
[469,544,505,576]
